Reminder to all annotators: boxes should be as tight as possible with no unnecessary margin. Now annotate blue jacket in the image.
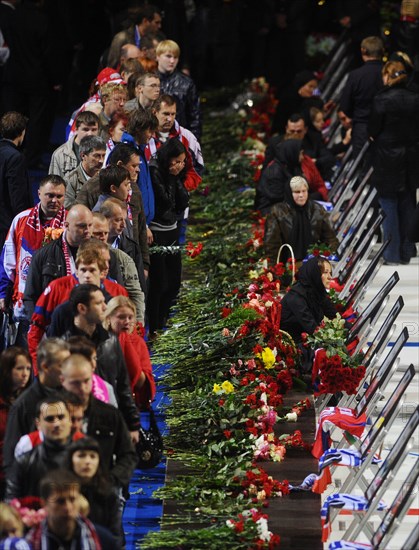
[119,132,155,224]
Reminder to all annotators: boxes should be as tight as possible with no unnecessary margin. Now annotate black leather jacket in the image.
[3,379,56,473]
[264,200,339,262]
[84,396,137,488]
[6,438,71,499]
[23,236,123,318]
[47,321,140,432]
[149,158,188,227]
[158,70,201,139]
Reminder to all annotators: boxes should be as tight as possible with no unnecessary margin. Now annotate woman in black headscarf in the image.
[272,70,324,134]
[263,176,338,264]
[255,139,303,214]
[280,256,338,343]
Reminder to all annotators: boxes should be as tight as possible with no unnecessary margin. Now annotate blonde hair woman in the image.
[104,296,155,407]
[368,59,419,265]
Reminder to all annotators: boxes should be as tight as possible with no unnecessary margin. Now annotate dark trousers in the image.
[379,191,416,263]
[147,228,181,333]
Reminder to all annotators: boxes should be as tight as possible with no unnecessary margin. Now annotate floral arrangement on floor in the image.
[140,83,317,549]
[304,315,366,396]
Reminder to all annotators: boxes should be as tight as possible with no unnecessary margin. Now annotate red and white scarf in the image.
[14,204,66,317]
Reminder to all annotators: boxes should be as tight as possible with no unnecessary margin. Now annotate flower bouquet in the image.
[306,242,339,262]
[42,227,63,247]
[311,348,366,395]
[304,315,366,395]
[10,497,46,528]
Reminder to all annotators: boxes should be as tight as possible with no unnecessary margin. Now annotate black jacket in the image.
[158,70,201,139]
[149,159,188,227]
[263,132,335,180]
[84,396,137,487]
[3,378,56,473]
[75,174,150,269]
[6,438,71,499]
[340,60,383,124]
[23,236,123,318]
[82,484,122,544]
[48,320,140,432]
[0,139,32,238]
[117,232,147,293]
[264,200,339,262]
[280,283,337,343]
[369,84,419,198]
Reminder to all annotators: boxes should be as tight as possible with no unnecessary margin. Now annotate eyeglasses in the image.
[145,84,160,89]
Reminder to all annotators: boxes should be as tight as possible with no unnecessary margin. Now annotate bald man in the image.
[60,354,138,485]
[23,204,122,316]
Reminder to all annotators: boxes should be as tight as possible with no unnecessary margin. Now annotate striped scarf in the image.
[329,541,372,549]
[312,448,381,494]
[321,493,386,542]
[26,517,102,549]
[14,204,66,316]
[61,232,76,275]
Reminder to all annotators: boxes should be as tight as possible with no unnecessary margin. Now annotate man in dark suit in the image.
[339,36,384,156]
[0,111,32,249]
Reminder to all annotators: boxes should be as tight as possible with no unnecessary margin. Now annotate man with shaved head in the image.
[60,352,137,486]
[23,204,122,317]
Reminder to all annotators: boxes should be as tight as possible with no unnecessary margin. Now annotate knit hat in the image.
[294,70,317,90]
[96,68,124,86]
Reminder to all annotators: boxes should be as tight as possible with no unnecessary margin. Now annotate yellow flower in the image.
[221,380,234,394]
[260,347,276,369]
[213,383,222,394]
[248,269,259,279]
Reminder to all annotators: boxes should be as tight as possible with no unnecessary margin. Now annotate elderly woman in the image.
[263,176,338,264]
[368,59,419,265]
[256,139,329,214]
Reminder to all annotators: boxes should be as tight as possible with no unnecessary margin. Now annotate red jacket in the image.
[28,274,128,368]
[302,154,329,201]
[118,330,156,406]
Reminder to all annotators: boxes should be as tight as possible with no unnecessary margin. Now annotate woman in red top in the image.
[104,296,155,408]
[0,347,32,498]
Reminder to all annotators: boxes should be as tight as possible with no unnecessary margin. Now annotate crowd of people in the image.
[0,0,418,548]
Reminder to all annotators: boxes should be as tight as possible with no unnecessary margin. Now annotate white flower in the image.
[286,412,298,422]
[256,517,271,541]
[226,519,234,528]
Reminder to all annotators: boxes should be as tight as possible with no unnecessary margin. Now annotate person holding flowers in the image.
[280,256,338,344]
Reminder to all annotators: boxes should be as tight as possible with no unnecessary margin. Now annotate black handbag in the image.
[0,310,18,352]
[136,404,164,469]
